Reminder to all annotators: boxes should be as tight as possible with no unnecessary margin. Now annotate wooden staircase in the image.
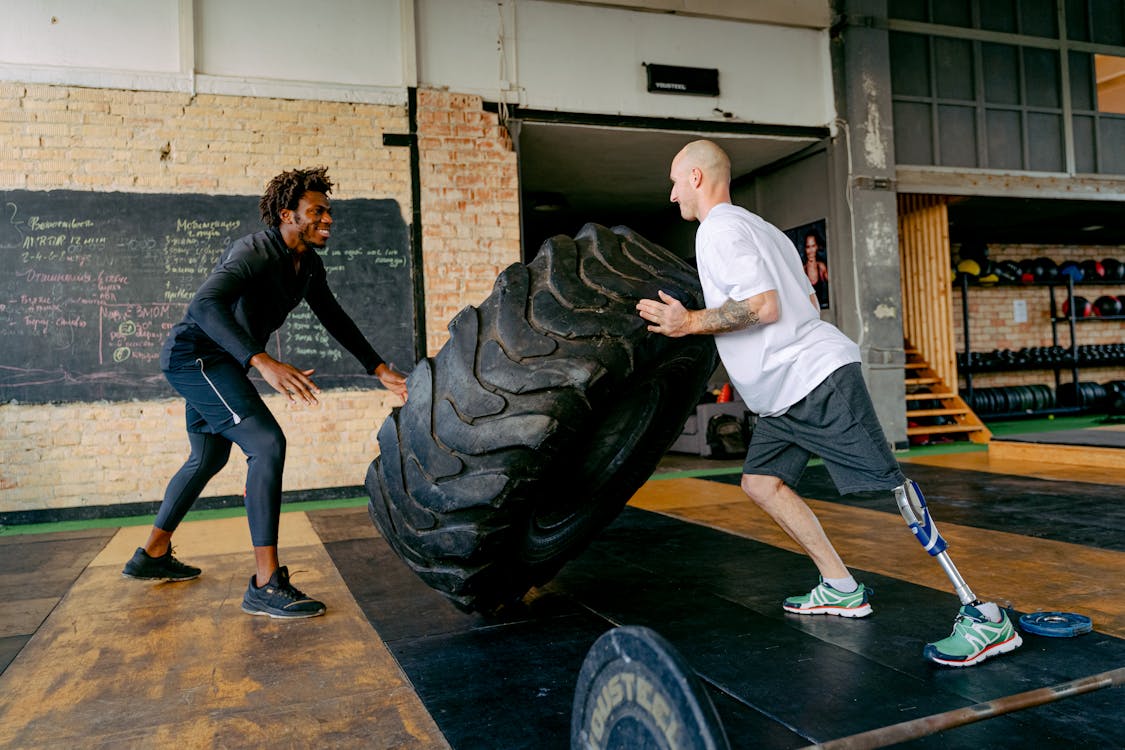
[904,344,991,444]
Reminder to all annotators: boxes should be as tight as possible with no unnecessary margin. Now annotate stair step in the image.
[907,408,969,418]
[905,391,956,400]
[906,423,986,436]
[901,341,991,444]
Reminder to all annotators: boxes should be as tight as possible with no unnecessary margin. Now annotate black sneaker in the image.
[241,566,326,619]
[122,546,201,581]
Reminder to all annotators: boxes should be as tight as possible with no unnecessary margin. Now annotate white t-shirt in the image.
[695,203,860,417]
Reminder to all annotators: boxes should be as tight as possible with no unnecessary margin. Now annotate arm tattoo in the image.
[698,298,759,333]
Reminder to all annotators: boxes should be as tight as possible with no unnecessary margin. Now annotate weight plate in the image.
[571,626,730,750]
[1018,611,1093,638]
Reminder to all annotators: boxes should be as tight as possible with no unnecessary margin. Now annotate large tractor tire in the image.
[366,224,718,612]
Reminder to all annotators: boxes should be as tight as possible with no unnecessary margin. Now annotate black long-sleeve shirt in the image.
[161,227,384,374]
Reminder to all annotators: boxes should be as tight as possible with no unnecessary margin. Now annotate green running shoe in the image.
[782,579,872,617]
[924,604,1022,667]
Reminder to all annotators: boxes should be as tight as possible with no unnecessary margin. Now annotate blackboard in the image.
[1,190,415,403]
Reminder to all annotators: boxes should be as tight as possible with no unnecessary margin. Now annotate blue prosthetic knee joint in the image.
[894,479,948,556]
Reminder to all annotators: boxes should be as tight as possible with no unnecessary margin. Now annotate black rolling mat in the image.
[707,463,1125,551]
[549,509,1125,748]
[388,610,609,749]
[314,517,791,748]
[995,428,1125,449]
[312,508,1125,749]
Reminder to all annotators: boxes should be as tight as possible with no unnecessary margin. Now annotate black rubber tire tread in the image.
[367,224,718,612]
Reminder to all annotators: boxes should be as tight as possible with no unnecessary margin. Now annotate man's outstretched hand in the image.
[250,352,320,404]
[636,290,692,337]
[375,363,408,402]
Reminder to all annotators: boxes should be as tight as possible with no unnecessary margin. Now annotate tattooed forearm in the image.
[697,298,760,333]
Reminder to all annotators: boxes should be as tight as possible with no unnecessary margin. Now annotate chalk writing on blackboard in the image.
[2,190,414,403]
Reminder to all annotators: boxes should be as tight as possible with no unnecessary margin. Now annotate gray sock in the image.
[976,601,1002,622]
[824,575,858,593]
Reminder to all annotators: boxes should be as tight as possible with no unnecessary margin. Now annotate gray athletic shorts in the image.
[743,363,906,494]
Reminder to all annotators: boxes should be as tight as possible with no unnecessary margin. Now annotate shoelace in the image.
[165,547,190,566]
[275,570,312,601]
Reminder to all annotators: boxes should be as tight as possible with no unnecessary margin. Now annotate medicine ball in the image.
[1035,257,1059,281]
[994,260,1022,283]
[1018,259,1037,284]
[1103,258,1125,281]
[1080,259,1105,280]
[1094,295,1123,317]
[955,258,982,279]
[1062,295,1092,318]
[1058,261,1084,283]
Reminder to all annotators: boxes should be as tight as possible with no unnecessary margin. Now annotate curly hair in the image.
[258,167,334,227]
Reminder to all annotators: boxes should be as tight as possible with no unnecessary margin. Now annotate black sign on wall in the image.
[1,190,415,403]
[644,63,720,97]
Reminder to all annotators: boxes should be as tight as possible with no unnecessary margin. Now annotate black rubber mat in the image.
[313,506,1125,749]
[707,463,1125,551]
[995,427,1125,448]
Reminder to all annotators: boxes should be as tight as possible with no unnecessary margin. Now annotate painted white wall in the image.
[0,0,833,125]
[416,0,835,127]
[0,0,181,71]
[0,0,406,102]
[195,0,403,87]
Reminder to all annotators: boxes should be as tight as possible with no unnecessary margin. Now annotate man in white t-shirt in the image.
[636,140,1021,667]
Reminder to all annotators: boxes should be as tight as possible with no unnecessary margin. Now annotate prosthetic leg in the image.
[893,479,978,606]
[895,478,1021,666]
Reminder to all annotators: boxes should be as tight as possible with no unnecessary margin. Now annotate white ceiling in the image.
[515,121,822,218]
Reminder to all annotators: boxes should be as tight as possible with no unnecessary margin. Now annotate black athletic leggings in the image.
[154,413,287,547]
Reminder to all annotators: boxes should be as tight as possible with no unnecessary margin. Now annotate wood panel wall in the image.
[897,194,957,388]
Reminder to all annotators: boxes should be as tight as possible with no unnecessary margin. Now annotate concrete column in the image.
[828,0,908,449]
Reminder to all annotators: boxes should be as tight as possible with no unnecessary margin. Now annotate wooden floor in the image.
[1,446,1123,748]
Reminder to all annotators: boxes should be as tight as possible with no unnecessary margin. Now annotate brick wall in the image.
[952,243,1125,391]
[0,391,386,511]
[0,83,521,518]
[416,89,520,354]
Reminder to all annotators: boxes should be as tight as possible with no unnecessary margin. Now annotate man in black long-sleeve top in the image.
[122,167,407,619]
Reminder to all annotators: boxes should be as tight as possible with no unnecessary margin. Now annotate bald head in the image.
[675,140,731,183]
[669,139,732,222]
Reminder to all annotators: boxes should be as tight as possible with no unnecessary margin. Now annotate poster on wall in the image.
[784,219,828,310]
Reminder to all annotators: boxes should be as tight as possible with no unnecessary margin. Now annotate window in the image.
[1096,54,1125,113]
[889,0,1125,175]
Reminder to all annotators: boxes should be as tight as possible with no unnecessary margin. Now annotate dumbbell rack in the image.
[959,275,1125,418]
